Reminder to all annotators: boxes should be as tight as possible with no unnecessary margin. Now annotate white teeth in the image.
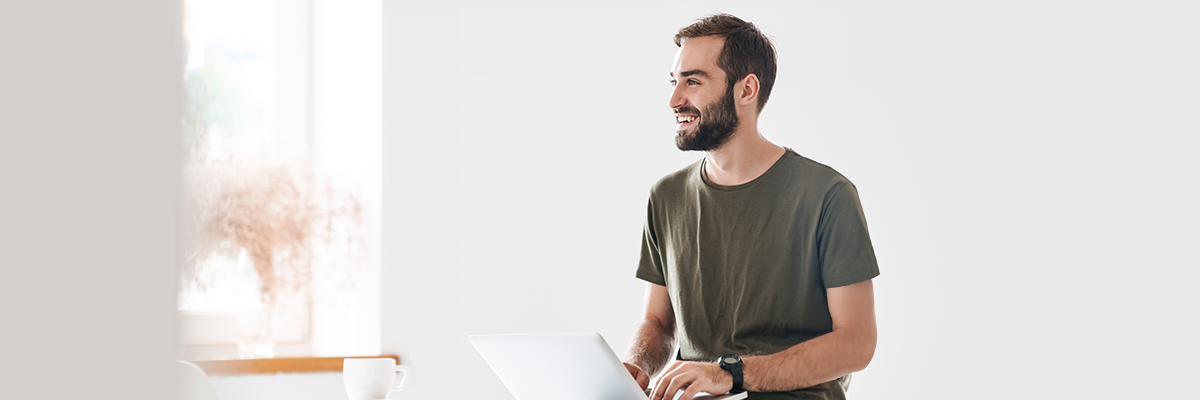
[677,116,696,123]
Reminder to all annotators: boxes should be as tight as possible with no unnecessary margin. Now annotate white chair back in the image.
[176,360,220,400]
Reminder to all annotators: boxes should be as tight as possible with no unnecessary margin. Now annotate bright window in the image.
[177,0,381,359]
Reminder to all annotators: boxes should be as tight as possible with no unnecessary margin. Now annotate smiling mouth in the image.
[676,113,700,130]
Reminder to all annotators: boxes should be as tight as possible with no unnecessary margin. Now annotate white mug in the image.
[343,358,410,400]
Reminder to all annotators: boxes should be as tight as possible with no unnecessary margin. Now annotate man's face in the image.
[669,36,739,151]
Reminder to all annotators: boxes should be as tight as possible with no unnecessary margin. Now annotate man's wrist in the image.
[718,354,745,393]
[625,358,651,375]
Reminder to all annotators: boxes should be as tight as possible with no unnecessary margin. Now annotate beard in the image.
[675,85,740,151]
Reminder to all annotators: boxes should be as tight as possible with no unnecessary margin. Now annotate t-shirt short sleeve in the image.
[817,181,881,288]
[635,198,667,286]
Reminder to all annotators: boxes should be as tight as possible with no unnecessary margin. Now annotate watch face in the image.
[723,356,738,364]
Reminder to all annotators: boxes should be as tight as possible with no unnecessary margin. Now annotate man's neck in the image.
[703,122,785,186]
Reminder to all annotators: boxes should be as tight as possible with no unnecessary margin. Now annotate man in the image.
[621,14,880,400]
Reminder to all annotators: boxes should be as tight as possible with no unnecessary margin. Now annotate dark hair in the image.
[674,13,778,113]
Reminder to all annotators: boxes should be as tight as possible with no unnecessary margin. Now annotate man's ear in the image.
[737,74,760,107]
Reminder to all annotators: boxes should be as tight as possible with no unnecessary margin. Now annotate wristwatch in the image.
[718,354,744,393]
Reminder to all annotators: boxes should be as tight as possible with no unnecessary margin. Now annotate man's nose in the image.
[668,84,686,110]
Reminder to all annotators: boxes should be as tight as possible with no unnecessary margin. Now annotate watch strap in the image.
[718,354,744,393]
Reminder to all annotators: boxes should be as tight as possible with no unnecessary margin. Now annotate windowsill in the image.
[191,355,400,376]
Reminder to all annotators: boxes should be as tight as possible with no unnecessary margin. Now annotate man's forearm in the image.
[741,326,876,392]
[624,318,677,377]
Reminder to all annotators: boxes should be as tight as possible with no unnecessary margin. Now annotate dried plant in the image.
[180,153,364,306]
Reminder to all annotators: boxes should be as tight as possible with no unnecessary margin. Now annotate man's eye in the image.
[688,79,699,86]
[669,79,678,87]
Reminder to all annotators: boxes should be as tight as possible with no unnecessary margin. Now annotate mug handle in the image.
[392,365,410,392]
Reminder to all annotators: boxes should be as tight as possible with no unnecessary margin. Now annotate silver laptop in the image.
[469,332,748,400]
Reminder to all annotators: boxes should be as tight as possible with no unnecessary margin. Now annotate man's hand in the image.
[649,360,733,400]
[623,361,651,390]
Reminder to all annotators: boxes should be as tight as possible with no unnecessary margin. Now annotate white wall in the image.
[382,2,1199,399]
[4,1,177,399]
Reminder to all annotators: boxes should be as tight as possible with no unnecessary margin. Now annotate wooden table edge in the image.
[189,355,401,376]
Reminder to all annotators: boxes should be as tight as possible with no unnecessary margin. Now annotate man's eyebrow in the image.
[669,69,709,79]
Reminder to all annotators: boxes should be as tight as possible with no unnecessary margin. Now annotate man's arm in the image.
[742,278,877,391]
[649,279,876,400]
[623,282,677,390]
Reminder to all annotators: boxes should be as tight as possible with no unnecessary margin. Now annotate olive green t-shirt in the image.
[636,149,880,400]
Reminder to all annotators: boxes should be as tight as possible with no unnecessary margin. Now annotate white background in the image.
[382,1,1199,400]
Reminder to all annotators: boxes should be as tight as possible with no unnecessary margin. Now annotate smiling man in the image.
[621,14,880,400]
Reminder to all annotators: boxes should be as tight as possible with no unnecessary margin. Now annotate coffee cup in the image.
[343,358,410,400]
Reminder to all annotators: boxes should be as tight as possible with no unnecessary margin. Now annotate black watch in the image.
[718,354,744,393]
